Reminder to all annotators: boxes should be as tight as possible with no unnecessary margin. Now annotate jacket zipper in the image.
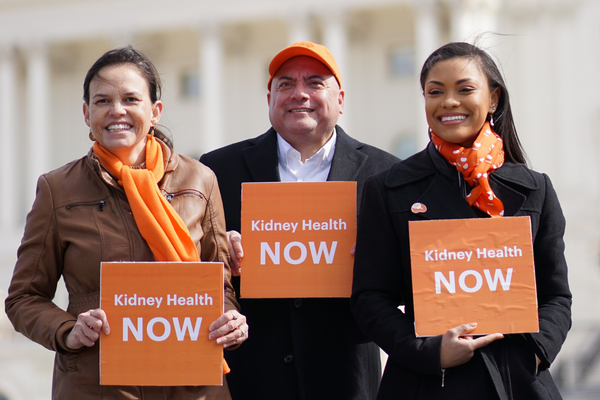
[441,368,446,387]
[165,190,204,203]
[66,200,105,211]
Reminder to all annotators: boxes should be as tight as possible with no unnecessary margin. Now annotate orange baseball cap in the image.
[267,41,342,90]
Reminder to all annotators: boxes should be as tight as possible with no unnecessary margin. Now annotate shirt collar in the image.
[276,128,337,170]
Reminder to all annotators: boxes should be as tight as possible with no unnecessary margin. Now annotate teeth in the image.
[107,124,132,131]
[290,109,311,112]
[441,115,466,122]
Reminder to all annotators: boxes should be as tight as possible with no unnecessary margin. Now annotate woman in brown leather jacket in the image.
[5,47,247,399]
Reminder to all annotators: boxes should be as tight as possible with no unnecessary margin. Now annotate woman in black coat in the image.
[351,42,571,400]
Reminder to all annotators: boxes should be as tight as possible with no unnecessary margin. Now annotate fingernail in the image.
[470,323,478,327]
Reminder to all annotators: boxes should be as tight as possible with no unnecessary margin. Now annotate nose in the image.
[291,83,309,101]
[442,96,459,108]
[109,101,126,115]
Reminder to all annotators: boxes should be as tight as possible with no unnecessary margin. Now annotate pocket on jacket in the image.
[55,351,79,373]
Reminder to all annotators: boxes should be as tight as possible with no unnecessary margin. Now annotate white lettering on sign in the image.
[302,219,347,231]
[434,269,513,294]
[260,241,338,265]
[114,294,164,308]
[424,246,523,263]
[122,317,204,342]
[252,219,299,233]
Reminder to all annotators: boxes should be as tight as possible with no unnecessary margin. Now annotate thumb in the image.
[454,322,477,336]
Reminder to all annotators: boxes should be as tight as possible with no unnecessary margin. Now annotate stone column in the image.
[0,47,18,229]
[445,0,500,43]
[199,24,225,153]
[321,9,349,128]
[24,42,50,211]
[287,12,312,44]
[414,0,441,149]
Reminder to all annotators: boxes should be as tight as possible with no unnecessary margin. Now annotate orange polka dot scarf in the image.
[93,134,200,261]
[431,122,505,217]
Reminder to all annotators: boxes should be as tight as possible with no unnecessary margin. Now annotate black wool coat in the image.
[351,144,572,400]
[201,126,399,400]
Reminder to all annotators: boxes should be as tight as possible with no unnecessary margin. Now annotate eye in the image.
[309,80,324,87]
[427,88,443,95]
[458,86,476,93]
[277,81,292,89]
[125,97,140,102]
[94,98,109,104]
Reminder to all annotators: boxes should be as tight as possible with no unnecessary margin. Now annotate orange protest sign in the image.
[240,182,356,298]
[100,262,224,386]
[409,216,538,336]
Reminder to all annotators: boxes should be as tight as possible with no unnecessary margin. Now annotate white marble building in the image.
[0,0,599,398]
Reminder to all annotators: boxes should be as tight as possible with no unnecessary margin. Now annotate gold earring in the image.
[89,131,96,141]
[149,126,155,136]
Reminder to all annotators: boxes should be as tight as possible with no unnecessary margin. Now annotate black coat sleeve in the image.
[527,173,571,371]
[350,174,443,376]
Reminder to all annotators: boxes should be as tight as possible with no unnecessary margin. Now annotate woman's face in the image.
[83,64,162,165]
[423,57,499,148]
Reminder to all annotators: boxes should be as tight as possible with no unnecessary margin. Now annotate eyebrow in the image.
[427,78,477,86]
[277,74,327,82]
[92,90,141,99]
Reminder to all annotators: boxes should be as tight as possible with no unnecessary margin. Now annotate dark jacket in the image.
[200,126,399,400]
[351,144,572,400]
[6,143,238,400]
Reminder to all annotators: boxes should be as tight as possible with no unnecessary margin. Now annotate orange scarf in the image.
[431,122,505,217]
[93,135,231,374]
[93,135,199,261]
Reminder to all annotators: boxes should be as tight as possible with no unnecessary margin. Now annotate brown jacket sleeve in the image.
[199,170,240,315]
[5,175,77,353]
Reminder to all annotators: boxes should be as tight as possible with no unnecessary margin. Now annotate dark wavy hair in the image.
[83,46,172,148]
[419,42,527,165]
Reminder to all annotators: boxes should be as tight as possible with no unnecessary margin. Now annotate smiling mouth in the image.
[289,108,313,113]
[106,123,133,131]
[440,115,466,123]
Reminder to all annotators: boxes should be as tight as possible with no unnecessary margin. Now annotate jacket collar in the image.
[384,143,539,218]
[86,138,179,189]
[240,125,367,183]
[328,126,368,182]
[241,128,281,182]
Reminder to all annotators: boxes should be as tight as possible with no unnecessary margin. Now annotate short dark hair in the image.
[419,42,527,165]
[83,46,172,148]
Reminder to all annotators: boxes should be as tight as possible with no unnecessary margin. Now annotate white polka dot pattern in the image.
[430,122,505,217]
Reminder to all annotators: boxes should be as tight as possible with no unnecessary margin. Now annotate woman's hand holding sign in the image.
[440,323,503,368]
[209,309,248,348]
[65,308,111,350]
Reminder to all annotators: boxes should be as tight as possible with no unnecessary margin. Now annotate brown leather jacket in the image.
[5,143,238,399]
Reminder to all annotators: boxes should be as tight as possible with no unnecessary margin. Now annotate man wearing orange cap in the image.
[201,41,399,400]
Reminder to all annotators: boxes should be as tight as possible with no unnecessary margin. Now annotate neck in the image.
[291,129,335,163]
[112,138,148,166]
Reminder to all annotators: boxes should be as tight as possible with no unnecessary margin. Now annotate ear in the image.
[338,90,345,115]
[489,87,500,113]
[267,91,271,106]
[151,100,163,125]
[83,102,91,127]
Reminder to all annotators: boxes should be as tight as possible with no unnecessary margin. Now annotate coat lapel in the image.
[327,126,368,182]
[414,174,478,220]
[489,163,538,217]
[241,128,281,182]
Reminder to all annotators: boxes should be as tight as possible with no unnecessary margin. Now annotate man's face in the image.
[268,56,344,159]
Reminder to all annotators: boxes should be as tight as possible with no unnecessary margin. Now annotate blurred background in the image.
[0,0,598,399]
